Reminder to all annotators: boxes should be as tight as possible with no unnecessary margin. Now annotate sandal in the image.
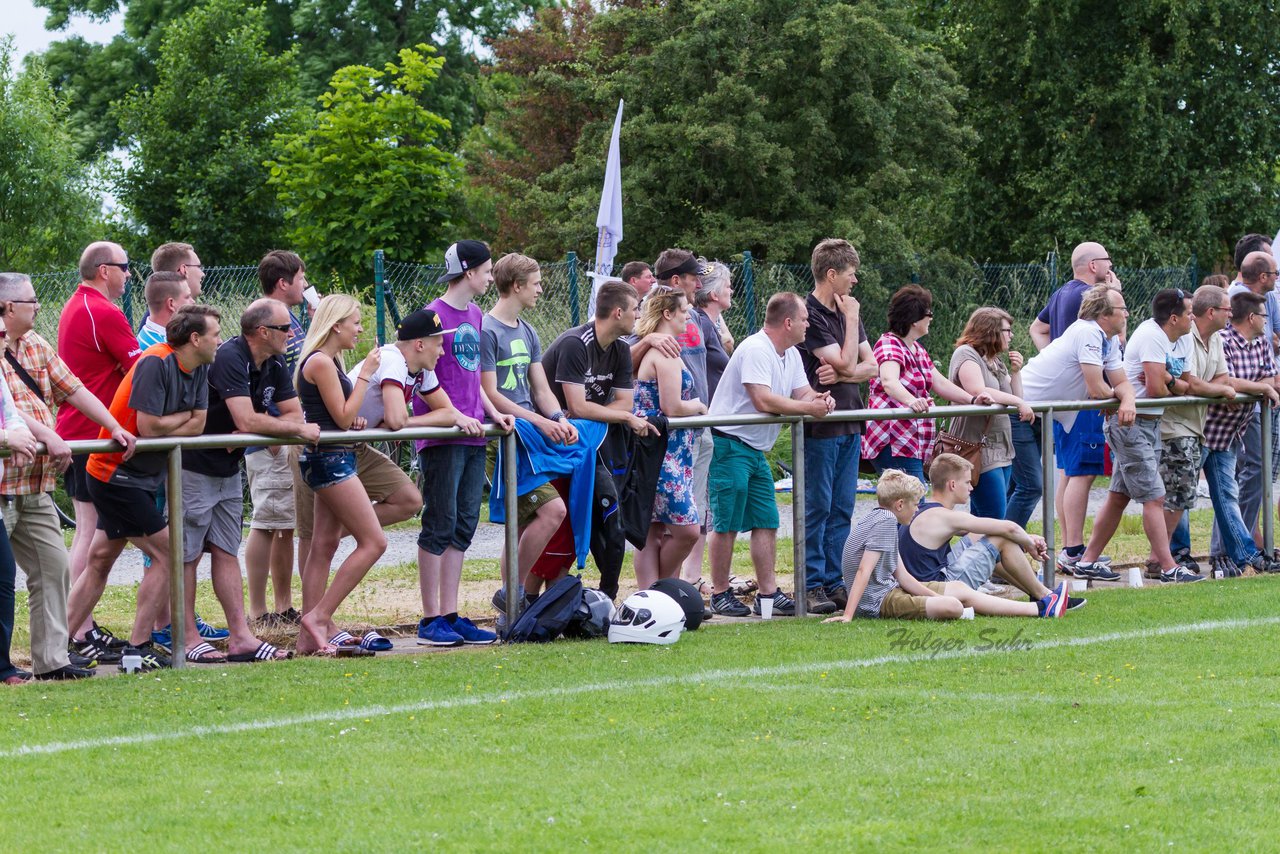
[692,577,712,598]
[185,642,227,664]
[227,642,293,663]
[327,631,360,648]
[360,631,393,652]
[3,670,33,686]
[729,574,758,595]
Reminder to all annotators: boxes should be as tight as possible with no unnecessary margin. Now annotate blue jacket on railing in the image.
[490,418,608,568]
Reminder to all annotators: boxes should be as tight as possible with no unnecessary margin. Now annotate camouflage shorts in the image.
[1158,435,1201,512]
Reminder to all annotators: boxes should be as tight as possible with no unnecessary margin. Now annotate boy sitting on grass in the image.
[824,468,1069,622]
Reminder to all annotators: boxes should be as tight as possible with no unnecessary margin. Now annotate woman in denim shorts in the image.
[294,295,386,655]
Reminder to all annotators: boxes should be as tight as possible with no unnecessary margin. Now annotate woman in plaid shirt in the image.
[863,285,994,484]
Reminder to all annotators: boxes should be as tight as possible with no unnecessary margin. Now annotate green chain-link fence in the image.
[29,264,293,345]
[27,251,1198,368]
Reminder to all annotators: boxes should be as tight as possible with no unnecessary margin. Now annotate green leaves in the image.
[266,45,460,282]
[0,38,103,270]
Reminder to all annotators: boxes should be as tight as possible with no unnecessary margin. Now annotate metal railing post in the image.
[502,431,521,630]
[1040,410,1056,587]
[1263,402,1274,554]
[741,251,757,333]
[567,252,580,326]
[790,421,807,617]
[374,249,387,345]
[167,446,186,669]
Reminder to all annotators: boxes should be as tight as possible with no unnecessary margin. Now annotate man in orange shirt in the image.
[65,305,221,672]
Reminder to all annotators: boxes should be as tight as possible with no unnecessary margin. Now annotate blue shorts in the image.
[1053,410,1107,477]
[298,448,357,491]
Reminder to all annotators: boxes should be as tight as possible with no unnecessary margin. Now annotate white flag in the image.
[589,100,624,317]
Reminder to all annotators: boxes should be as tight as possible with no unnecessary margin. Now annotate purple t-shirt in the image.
[413,298,486,449]
[1036,279,1090,341]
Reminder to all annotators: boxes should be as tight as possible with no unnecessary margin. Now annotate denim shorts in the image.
[298,448,357,491]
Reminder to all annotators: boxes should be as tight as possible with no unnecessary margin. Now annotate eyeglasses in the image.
[1254,312,1270,319]
[183,263,204,270]
[99,262,130,272]
[8,299,39,306]
[1091,256,1112,264]
[260,323,292,333]
[1265,270,1279,278]
[1173,288,1188,300]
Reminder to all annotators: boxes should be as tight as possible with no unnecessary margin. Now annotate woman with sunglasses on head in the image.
[863,285,994,485]
[947,308,1036,519]
[631,287,707,588]
[293,295,386,655]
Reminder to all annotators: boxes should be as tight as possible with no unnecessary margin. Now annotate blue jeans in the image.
[1200,445,1260,565]
[1211,410,1263,557]
[1005,417,1042,527]
[0,520,19,680]
[970,464,1011,520]
[418,444,487,555]
[870,446,925,485]
[803,433,860,592]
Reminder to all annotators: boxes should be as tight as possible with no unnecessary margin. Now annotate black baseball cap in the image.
[435,240,492,283]
[397,308,455,340]
[654,256,708,281]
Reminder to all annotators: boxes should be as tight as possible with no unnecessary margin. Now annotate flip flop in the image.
[227,642,293,663]
[298,644,338,657]
[360,631,393,652]
[336,646,375,658]
[327,631,360,648]
[729,574,758,595]
[185,642,227,664]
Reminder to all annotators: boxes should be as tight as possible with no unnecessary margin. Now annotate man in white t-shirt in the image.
[705,292,834,617]
[1020,285,1135,579]
[1076,288,1204,583]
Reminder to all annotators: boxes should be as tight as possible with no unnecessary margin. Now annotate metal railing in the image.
[34,391,1267,667]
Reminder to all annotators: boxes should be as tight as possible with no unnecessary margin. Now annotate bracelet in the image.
[550,410,566,422]
[969,395,977,405]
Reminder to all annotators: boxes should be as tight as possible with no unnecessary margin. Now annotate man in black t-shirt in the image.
[796,239,878,615]
[178,299,319,663]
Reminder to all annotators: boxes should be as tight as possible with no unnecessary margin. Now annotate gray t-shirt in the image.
[481,314,543,412]
[844,506,901,617]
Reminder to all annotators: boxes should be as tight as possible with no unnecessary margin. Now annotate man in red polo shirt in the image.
[56,241,143,658]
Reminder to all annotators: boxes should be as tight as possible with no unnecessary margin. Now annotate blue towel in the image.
[490,418,608,567]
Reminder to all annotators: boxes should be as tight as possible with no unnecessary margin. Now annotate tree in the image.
[933,0,1280,265]
[0,38,102,270]
[112,0,305,263]
[469,0,975,266]
[267,45,459,281]
[33,0,552,158]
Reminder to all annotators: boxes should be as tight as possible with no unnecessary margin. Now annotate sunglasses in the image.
[99,262,130,272]
[260,323,292,333]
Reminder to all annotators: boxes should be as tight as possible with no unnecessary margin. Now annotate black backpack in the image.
[504,574,584,643]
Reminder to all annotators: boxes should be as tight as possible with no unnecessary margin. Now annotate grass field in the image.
[4,576,1280,850]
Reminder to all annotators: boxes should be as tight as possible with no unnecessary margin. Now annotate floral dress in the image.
[633,366,700,526]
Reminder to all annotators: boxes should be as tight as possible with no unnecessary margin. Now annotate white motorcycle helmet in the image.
[607,589,686,645]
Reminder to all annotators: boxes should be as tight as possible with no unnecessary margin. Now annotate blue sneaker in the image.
[449,616,498,645]
[416,616,463,647]
[151,625,172,652]
[196,614,230,640]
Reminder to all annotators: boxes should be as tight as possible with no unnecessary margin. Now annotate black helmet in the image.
[649,578,706,631]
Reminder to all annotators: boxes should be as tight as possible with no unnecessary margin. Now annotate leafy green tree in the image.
[933,0,1280,265]
[112,0,304,263]
[0,38,103,270]
[267,45,459,282]
[470,0,974,265]
[33,0,549,158]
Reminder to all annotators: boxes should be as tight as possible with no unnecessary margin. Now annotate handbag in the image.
[929,414,991,487]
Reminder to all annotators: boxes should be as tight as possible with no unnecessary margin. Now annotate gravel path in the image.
[18,484,1207,591]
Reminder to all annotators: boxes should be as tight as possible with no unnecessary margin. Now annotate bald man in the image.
[1024,242,1123,577]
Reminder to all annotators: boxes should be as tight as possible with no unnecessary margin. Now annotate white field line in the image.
[5,615,1277,759]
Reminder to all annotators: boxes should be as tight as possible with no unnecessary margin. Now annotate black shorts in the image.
[64,454,93,503]
[87,477,166,541]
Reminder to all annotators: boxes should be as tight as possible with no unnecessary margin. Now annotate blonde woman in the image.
[294,295,386,655]
[632,287,707,588]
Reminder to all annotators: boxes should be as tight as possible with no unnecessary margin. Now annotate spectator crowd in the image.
[2,232,1278,683]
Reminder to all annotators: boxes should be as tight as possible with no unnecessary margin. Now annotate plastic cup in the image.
[759,596,773,620]
[960,607,975,620]
[1071,579,1088,593]
[1128,567,1144,588]
[302,286,320,310]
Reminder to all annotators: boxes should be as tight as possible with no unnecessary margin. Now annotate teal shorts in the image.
[708,435,779,533]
